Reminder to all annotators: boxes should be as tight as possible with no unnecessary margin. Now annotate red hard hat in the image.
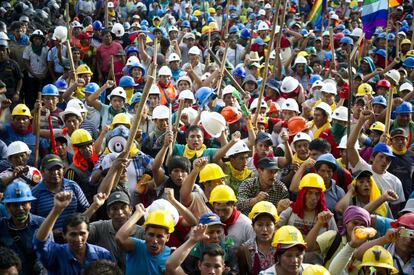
[376,79,391,88]
[390,213,414,229]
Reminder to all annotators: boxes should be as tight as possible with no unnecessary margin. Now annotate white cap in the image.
[149,85,161,95]
[400,82,414,92]
[177,75,192,86]
[201,72,211,81]
[7,141,31,157]
[178,89,195,103]
[281,98,300,113]
[72,21,83,28]
[158,65,172,76]
[320,82,337,95]
[331,106,348,122]
[264,3,272,9]
[168,26,179,33]
[188,46,201,55]
[111,23,125,38]
[108,1,115,8]
[167,53,180,62]
[385,69,401,84]
[200,111,226,138]
[292,132,312,144]
[152,105,170,119]
[131,22,141,28]
[350,27,363,38]
[107,87,127,100]
[330,14,339,20]
[258,9,266,16]
[145,199,180,226]
[184,32,196,39]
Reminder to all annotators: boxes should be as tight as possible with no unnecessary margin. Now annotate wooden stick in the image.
[252,1,281,126]
[104,0,109,28]
[109,56,115,81]
[34,92,42,168]
[385,13,390,67]
[66,40,77,82]
[205,31,211,73]
[410,26,414,51]
[329,26,335,75]
[168,103,173,158]
[208,48,248,97]
[216,42,230,96]
[168,99,185,160]
[152,42,158,79]
[384,87,393,138]
[395,22,400,59]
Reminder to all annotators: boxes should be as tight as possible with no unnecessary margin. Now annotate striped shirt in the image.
[31,179,90,229]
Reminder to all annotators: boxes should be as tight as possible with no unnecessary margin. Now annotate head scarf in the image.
[352,176,387,217]
[291,187,327,219]
[340,205,371,235]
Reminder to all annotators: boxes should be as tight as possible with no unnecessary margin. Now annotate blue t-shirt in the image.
[125,238,171,275]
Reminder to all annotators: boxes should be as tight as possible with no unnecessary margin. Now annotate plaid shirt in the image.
[236,177,289,215]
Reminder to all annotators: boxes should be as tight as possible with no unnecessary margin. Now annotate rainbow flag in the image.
[389,0,402,7]
[362,0,388,39]
[308,0,327,29]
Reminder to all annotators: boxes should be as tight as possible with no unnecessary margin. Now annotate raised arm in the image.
[115,203,146,252]
[137,33,151,64]
[212,131,241,164]
[165,188,198,227]
[347,110,374,167]
[62,78,85,102]
[363,190,398,215]
[152,131,172,187]
[305,211,333,252]
[85,80,115,111]
[82,192,107,219]
[276,132,293,168]
[97,152,129,196]
[290,159,315,192]
[335,185,354,214]
[180,157,208,207]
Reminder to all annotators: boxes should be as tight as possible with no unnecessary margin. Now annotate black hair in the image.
[62,213,90,234]
[167,156,191,174]
[309,138,331,154]
[83,260,122,275]
[185,125,203,138]
[200,244,225,262]
[0,246,21,272]
[274,246,305,264]
[64,113,81,122]
[10,21,24,31]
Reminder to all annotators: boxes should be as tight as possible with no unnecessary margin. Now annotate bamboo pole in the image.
[109,56,115,81]
[385,10,390,67]
[104,0,109,28]
[66,40,78,82]
[329,26,335,75]
[168,99,185,161]
[152,42,158,79]
[34,93,42,168]
[384,87,393,139]
[252,0,283,126]
[395,22,400,59]
[168,103,173,158]
[216,42,230,96]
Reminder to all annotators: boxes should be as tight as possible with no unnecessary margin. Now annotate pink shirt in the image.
[97,41,123,73]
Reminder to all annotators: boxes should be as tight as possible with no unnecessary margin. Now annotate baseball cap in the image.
[255,132,273,145]
[353,170,373,180]
[199,213,225,226]
[107,191,130,207]
[55,135,68,144]
[41,154,64,170]
[258,157,279,170]
[390,128,407,138]
[372,143,395,158]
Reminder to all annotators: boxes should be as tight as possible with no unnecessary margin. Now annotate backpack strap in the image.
[323,232,342,266]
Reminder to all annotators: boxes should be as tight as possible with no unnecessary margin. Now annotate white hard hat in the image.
[131,22,141,28]
[320,82,337,95]
[225,140,251,158]
[294,56,308,65]
[181,107,198,124]
[281,98,300,113]
[311,80,323,89]
[330,14,339,20]
[0,32,9,40]
[188,46,201,55]
[158,66,172,76]
[400,82,414,92]
[385,69,400,85]
[250,98,267,111]
[149,85,161,95]
[108,1,115,8]
[331,106,348,122]
[178,89,195,103]
[337,135,360,149]
[71,21,83,28]
[258,9,266,16]
[270,50,276,59]
[264,3,272,9]
[145,199,180,225]
[107,87,127,100]
[292,132,312,144]
[257,21,269,31]
[60,107,83,122]
[177,75,192,86]
[111,23,125,38]
[222,85,236,96]
[152,105,170,119]
[168,26,179,33]
[67,98,87,114]
[7,141,31,157]
[167,53,180,62]
[126,56,140,66]
[350,27,363,38]
[280,76,299,93]
[200,111,226,138]
[201,72,211,81]
[53,26,68,42]
[31,29,44,37]
[314,102,332,120]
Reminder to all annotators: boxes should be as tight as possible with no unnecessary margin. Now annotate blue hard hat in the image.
[141,20,149,27]
[387,33,395,41]
[190,15,198,22]
[84,82,100,94]
[265,79,280,91]
[237,23,245,30]
[123,22,131,31]
[233,66,247,78]
[181,20,190,28]
[240,28,251,39]
[395,102,413,114]
[310,74,323,85]
[248,13,256,20]
[374,29,383,36]
[340,36,353,45]
[254,38,266,46]
[207,16,215,23]
[129,61,146,76]
[119,76,137,88]
[54,79,68,90]
[372,143,394,158]
[342,29,351,36]
[335,24,345,31]
[42,84,59,96]
[377,32,387,39]
[126,46,139,56]
[403,57,414,69]
[2,181,36,204]
[372,95,387,107]
[195,87,217,107]
[315,153,337,171]
[229,5,237,11]
[375,48,386,58]
[400,26,409,33]
[110,125,130,142]
[229,25,239,34]
[199,213,224,226]
[92,20,103,31]
[130,92,142,108]
[193,4,200,10]
[406,14,413,20]
[325,51,335,61]
[300,29,309,37]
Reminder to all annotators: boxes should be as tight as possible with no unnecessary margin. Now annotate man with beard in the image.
[0,182,44,275]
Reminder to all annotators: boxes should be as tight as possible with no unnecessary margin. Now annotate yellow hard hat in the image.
[111,113,131,129]
[407,50,414,57]
[248,201,279,222]
[297,51,309,57]
[298,173,326,191]
[202,26,211,35]
[358,245,398,274]
[208,7,216,14]
[199,163,227,183]
[70,129,93,146]
[369,121,385,133]
[76,64,93,76]
[193,10,202,16]
[401,38,412,46]
[209,185,237,203]
[209,22,219,31]
[144,209,175,233]
[356,83,374,97]
[303,265,330,275]
[11,104,32,119]
[271,225,307,248]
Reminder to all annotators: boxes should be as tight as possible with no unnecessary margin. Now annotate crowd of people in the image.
[0,0,413,274]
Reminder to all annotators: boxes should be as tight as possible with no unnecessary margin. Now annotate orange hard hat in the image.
[287,116,308,136]
[257,115,268,128]
[221,106,242,124]
[267,102,280,114]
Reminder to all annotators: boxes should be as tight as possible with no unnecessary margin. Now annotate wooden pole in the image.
[216,42,230,96]
[66,40,78,82]
[168,103,173,158]
[104,0,109,28]
[329,26,336,75]
[384,87,393,138]
[385,11,390,67]
[152,42,158,79]
[252,1,281,126]
[110,56,115,81]
[205,31,211,73]
[34,93,42,168]
[410,28,414,51]
[168,99,185,161]
[395,22,400,60]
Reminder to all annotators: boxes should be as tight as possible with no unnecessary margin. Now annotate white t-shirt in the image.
[351,158,405,205]
[227,213,256,246]
[227,44,245,67]
[22,46,48,77]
